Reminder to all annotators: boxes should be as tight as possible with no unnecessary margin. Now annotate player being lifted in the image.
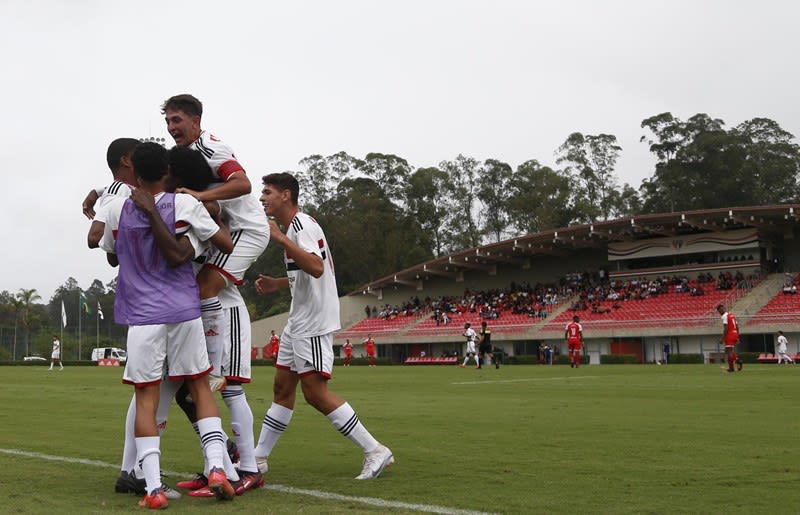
[253,172,394,480]
[162,94,269,391]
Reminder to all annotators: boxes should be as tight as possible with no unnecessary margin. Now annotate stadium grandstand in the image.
[252,205,800,364]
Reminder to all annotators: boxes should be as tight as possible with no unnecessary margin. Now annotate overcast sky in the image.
[2,0,798,303]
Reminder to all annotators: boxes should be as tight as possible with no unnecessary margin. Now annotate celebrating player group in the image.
[85,94,393,509]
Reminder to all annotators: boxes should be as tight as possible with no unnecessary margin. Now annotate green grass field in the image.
[1,363,799,514]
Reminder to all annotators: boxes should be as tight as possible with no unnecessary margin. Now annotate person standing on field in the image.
[460,322,480,369]
[565,315,583,368]
[49,335,63,371]
[776,330,795,364]
[363,334,377,366]
[343,339,353,366]
[717,304,743,372]
[253,172,394,480]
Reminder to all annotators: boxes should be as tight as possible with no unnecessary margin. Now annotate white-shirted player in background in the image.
[162,94,269,391]
[48,335,63,371]
[253,172,394,480]
[776,330,795,364]
[460,322,480,369]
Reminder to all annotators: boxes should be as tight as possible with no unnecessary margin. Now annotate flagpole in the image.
[78,292,82,361]
[96,301,99,348]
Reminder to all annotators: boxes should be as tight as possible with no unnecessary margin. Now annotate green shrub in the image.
[668,353,704,364]
[600,354,638,364]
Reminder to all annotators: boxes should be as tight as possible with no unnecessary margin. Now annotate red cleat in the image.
[234,470,264,495]
[176,473,207,490]
[187,486,216,498]
[207,467,235,500]
[138,489,169,509]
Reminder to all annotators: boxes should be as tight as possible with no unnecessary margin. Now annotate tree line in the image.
[2,111,799,355]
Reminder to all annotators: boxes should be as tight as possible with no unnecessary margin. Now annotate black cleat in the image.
[736,359,743,371]
[115,469,146,495]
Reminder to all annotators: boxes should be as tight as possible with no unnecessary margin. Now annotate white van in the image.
[91,347,127,363]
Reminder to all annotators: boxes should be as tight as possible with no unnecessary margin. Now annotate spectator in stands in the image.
[775,331,795,364]
[371,306,377,318]
[364,305,371,318]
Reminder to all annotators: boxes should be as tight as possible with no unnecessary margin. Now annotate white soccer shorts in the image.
[276,331,335,379]
[222,304,252,382]
[204,229,269,286]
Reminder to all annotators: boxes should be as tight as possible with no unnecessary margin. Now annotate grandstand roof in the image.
[352,205,800,295]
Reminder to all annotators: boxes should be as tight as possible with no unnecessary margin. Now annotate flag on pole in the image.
[79,292,91,315]
[61,300,67,328]
[97,301,104,320]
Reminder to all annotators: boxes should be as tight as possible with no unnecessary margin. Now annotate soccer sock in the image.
[201,297,225,376]
[575,352,581,367]
[197,416,226,472]
[155,380,180,435]
[222,386,258,473]
[327,402,379,453]
[462,356,469,366]
[255,402,293,458]
[121,395,138,472]
[727,354,735,370]
[136,436,161,494]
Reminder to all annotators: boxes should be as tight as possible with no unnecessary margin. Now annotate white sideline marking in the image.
[452,375,600,385]
[0,447,494,515]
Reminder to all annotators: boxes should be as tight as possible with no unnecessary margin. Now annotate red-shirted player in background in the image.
[565,315,583,368]
[363,334,376,367]
[268,330,280,362]
[717,304,743,372]
[343,339,353,367]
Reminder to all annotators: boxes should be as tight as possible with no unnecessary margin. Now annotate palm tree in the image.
[16,288,41,357]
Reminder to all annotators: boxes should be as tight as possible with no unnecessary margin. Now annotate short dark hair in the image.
[106,138,140,172]
[716,304,725,311]
[167,147,213,191]
[132,142,168,182]
[161,94,203,118]
[262,172,299,205]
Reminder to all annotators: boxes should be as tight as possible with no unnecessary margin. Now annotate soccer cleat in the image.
[115,469,146,495]
[227,439,240,465]
[187,486,216,498]
[208,374,227,392]
[160,482,181,499]
[355,444,394,480]
[459,364,465,368]
[138,488,169,510]
[176,473,207,490]
[234,470,264,495]
[255,456,269,474]
[736,359,743,371]
[207,467,235,500]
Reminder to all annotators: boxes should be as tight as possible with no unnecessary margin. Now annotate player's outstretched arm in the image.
[82,188,101,219]
[130,189,194,266]
[255,274,289,295]
[178,172,251,202]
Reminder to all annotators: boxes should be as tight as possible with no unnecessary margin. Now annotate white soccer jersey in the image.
[777,335,788,353]
[98,192,220,254]
[283,212,340,337]
[191,131,267,233]
[93,181,133,224]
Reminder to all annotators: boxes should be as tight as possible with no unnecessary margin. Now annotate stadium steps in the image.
[733,273,788,318]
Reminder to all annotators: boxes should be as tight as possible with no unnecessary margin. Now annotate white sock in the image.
[255,402,293,458]
[201,297,225,376]
[156,380,180,435]
[223,385,258,473]
[326,402,379,453]
[136,436,161,494]
[121,395,137,472]
[196,417,226,471]
[462,356,469,366]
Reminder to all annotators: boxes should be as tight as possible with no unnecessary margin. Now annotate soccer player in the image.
[253,172,394,480]
[82,137,139,220]
[162,94,269,391]
[478,321,496,369]
[268,330,280,361]
[48,335,63,371]
[97,142,236,507]
[716,304,743,372]
[776,330,795,364]
[460,322,480,369]
[363,334,377,366]
[343,339,353,366]
[566,315,583,368]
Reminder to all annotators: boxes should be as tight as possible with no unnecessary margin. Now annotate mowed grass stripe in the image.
[1,364,798,514]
